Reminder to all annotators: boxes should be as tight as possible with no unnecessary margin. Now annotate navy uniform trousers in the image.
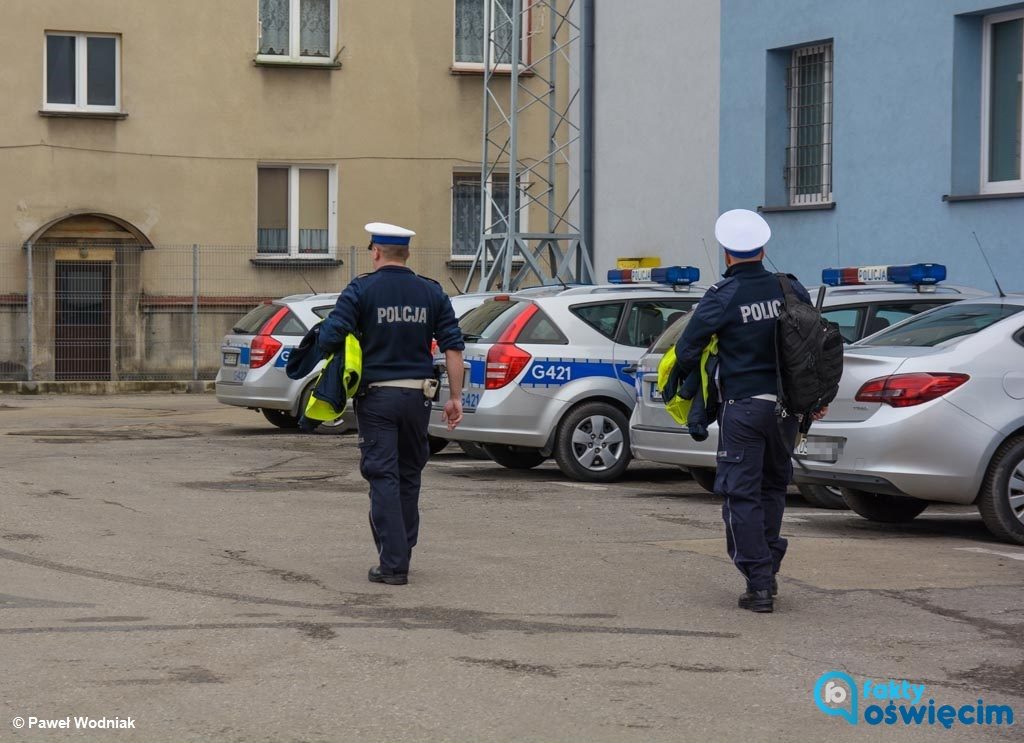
[715,397,799,591]
[354,387,432,575]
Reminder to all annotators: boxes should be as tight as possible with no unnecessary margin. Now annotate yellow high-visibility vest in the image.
[304,334,363,422]
[657,335,718,425]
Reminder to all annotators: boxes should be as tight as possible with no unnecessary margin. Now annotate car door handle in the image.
[621,365,638,375]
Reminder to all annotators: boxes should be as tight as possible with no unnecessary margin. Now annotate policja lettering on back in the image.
[669,209,826,613]
[377,306,428,324]
[318,222,466,586]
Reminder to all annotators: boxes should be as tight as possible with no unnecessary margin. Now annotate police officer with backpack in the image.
[319,223,465,586]
[671,210,828,613]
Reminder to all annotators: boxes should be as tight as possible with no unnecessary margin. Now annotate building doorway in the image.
[55,261,112,380]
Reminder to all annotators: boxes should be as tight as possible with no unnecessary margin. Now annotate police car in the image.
[427,267,708,482]
[628,263,989,507]
[216,291,509,430]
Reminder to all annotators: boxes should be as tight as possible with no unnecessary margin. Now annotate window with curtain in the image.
[454,0,521,67]
[259,0,334,60]
[44,33,120,112]
[984,11,1023,190]
[258,165,335,257]
[451,172,524,257]
[786,42,833,205]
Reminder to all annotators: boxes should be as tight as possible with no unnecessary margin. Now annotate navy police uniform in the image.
[319,226,464,580]
[673,213,812,601]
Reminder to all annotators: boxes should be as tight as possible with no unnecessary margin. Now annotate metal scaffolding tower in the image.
[463,0,595,292]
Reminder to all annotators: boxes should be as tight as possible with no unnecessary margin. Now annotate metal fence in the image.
[0,242,477,382]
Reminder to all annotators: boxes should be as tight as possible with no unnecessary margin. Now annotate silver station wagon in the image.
[428,267,708,482]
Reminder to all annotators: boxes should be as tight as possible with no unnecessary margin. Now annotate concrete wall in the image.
[721,0,1024,291]
[593,0,721,280]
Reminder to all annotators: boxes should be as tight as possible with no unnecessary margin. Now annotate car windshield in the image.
[856,303,1024,348]
[458,299,532,343]
[650,312,693,353]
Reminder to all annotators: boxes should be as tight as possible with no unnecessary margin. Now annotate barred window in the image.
[787,43,833,205]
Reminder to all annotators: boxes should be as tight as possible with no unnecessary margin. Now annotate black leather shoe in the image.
[368,566,408,585]
[738,589,774,613]
[772,576,779,597]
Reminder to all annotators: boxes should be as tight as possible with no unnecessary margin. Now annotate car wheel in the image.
[978,435,1024,545]
[690,467,717,493]
[261,408,299,429]
[459,441,491,460]
[554,402,632,483]
[428,436,449,456]
[481,444,547,470]
[841,488,928,523]
[798,484,849,510]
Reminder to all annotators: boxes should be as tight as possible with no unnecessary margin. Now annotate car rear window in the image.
[858,303,1024,347]
[460,299,532,343]
[232,304,280,334]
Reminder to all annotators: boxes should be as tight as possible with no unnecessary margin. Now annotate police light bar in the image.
[607,266,700,286]
[821,263,946,287]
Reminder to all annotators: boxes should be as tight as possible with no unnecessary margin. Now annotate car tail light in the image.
[430,339,439,355]
[485,344,532,389]
[250,307,288,369]
[855,373,969,408]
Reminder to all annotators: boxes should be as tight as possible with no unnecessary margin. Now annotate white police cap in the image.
[714,209,771,258]
[365,222,416,247]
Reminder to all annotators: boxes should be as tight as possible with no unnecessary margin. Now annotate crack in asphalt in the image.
[0,546,736,640]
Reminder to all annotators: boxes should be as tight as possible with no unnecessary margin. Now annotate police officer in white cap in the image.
[319,223,465,585]
[670,209,825,612]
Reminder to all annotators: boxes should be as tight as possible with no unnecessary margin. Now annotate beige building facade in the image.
[0,0,556,380]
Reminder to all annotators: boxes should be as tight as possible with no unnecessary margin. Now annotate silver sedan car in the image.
[794,297,1024,544]
[630,273,987,507]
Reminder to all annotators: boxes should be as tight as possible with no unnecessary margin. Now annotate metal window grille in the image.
[787,43,833,205]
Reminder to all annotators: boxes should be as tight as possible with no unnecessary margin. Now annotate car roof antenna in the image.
[972,231,1006,298]
[447,277,464,296]
[297,270,317,295]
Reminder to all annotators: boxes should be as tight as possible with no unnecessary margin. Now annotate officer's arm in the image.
[434,295,465,354]
[673,291,726,378]
[319,282,360,353]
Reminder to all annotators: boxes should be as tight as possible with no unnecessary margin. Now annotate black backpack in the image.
[774,274,843,429]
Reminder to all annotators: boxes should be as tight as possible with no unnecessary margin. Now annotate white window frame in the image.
[787,42,833,206]
[257,163,338,259]
[256,0,338,65]
[450,170,530,259]
[42,32,121,113]
[980,9,1024,194]
[452,0,531,73]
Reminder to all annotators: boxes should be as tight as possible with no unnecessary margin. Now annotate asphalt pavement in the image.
[0,394,1022,742]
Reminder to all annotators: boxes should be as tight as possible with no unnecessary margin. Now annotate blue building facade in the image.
[720,0,1024,291]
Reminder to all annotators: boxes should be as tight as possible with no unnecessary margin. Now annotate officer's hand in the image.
[812,406,829,421]
[443,398,463,430]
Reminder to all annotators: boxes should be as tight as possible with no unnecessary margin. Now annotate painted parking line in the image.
[954,547,1024,562]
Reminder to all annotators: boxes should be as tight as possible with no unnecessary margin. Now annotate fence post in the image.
[191,244,199,382]
[25,240,34,382]
[349,245,356,285]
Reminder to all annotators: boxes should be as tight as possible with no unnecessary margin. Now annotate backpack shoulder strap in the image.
[774,272,799,306]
